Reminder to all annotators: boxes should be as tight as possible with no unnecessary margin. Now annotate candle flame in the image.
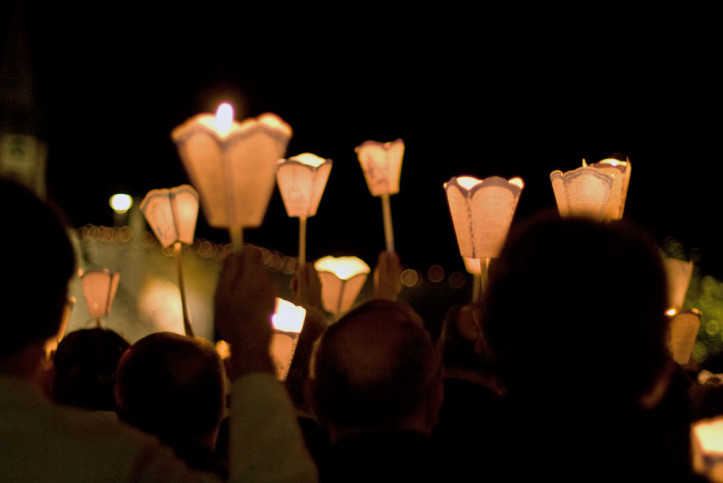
[215,103,234,135]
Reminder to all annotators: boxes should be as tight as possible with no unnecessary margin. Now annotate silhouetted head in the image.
[309,299,441,437]
[114,332,226,448]
[481,213,669,406]
[50,328,130,411]
[0,177,76,359]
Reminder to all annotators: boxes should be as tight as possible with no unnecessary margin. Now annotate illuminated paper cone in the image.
[550,166,613,219]
[270,298,307,380]
[356,139,404,252]
[276,153,333,265]
[315,255,371,316]
[692,417,723,478]
[172,103,292,250]
[445,176,524,260]
[80,268,120,327]
[586,157,631,220]
[140,185,199,248]
[140,185,200,337]
[668,309,701,365]
[663,257,694,311]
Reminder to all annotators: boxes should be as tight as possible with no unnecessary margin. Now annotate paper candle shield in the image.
[550,166,613,219]
[80,268,120,318]
[315,256,371,315]
[270,298,306,380]
[276,153,332,218]
[668,309,701,365]
[444,176,524,259]
[140,185,199,248]
[664,257,694,311]
[587,158,631,220]
[356,139,404,196]
[172,111,292,229]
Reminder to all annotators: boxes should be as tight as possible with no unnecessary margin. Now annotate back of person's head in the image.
[0,177,76,358]
[481,212,669,406]
[50,328,130,411]
[309,299,440,433]
[114,332,226,447]
[439,303,490,376]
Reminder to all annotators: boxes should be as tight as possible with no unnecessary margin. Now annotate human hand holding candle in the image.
[214,246,277,377]
[291,262,324,313]
[373,251,403,301]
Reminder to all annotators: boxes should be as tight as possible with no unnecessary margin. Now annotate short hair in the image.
[0,177,76,357]
[50,328,131,411]
[481,213,669,402]
[114,332,226,445]
[310,299,439,429]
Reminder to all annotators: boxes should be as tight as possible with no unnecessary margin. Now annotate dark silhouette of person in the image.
[307,298,443,482]
[48,327,130,411]
[479,212,706,481]
[115,332,229,478]
[431,302,506,480]
[0,177,317,481]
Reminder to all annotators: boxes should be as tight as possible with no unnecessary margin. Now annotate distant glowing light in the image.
[427,265,445,283]
[110,193,133,214]
[401,269,420,288]
[448,271,467,290]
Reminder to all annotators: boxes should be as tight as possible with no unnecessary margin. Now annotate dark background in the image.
[4,3,722,282]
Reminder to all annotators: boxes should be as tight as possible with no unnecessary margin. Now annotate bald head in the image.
[310,300,440,433]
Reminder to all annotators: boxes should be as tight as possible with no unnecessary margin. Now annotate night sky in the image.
[5,4,723,281]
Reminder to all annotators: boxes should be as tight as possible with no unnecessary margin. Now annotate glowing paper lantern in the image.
[270,298,307,380]
[356,139,404,252]
[445,176,524,260]
[140,185,199,248]
[550,165,613,220]
[314,255,371,316]
[586,157,631,220]
[172,103,292,250]
[692,416,723,480]
[140,185,200,337]
[276,153,333,265]
[668,309,701,366]
[663,257,694,311]
[80,268,120,327]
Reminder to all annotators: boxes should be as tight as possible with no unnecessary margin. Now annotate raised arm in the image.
[214,247,318,483]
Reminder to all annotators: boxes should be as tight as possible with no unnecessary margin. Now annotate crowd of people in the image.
[1,174,722,481]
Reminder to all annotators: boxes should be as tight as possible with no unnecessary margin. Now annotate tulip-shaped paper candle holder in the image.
[314,255,371,317]
[663,257,694,312]
[276,153,333,265]
[140,185,200,337]
[80,268,120,327]
[356,139,404,253]
[445,176,524,294]
[550,162,615,220]
[270,297,307,380]
[172,103,292,251]
[668,309,701,366]
[585,157,631,220]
